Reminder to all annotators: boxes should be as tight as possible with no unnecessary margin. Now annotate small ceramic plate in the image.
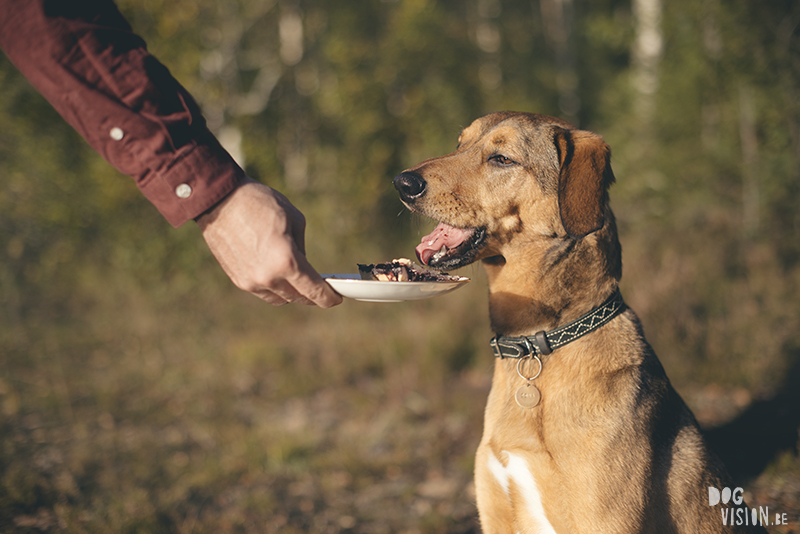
[323,274,470,302]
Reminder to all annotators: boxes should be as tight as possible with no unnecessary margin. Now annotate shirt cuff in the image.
[136,139,247,227]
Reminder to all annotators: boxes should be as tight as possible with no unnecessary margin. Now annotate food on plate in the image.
[357,258,466,282]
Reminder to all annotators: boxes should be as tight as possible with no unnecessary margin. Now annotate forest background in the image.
[1,0,799,532]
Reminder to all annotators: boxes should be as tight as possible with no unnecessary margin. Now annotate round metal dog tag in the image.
[515,383,541,409]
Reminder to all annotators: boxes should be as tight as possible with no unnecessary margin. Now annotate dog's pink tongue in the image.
[416,222,472,265]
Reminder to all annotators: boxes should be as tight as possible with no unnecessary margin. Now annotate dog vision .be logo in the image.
[708,487,789,528]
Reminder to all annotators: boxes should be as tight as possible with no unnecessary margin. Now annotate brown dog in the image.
[394,112,766,533]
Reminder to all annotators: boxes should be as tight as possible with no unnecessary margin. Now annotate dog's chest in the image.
[487,449,558,533]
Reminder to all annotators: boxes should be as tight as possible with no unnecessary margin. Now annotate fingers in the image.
[249,249,343,308]
[225,238,341,307]
[287,254,343,308]
[248,278,340,307]
[252,289,313,307]
[247,277,325,307]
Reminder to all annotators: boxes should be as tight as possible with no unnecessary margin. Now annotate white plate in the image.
[323,274,470,302]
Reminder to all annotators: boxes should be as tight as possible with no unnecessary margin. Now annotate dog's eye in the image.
[489,154,515,166]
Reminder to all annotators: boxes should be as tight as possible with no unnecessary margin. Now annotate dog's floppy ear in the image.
[554,128,616,238]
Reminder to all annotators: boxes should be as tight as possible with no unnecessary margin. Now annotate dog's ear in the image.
[554,128,616,238]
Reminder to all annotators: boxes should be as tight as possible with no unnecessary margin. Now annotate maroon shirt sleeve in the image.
[0,0,246,227]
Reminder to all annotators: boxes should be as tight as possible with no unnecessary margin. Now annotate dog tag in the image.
[515,383,541,409]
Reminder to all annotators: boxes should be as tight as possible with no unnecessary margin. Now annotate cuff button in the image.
[175,184,193,199]
[109,127,124,141]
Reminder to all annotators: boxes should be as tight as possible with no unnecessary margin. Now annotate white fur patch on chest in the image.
[487,450,558,534]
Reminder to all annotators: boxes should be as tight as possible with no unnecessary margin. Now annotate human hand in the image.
[196,178,343,308]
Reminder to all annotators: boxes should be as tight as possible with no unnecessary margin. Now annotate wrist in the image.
[195,176,258,228]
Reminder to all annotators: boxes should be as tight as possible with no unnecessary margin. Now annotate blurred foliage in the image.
[1,0,799,532]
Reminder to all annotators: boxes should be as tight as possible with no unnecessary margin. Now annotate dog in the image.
[393,112,766,533]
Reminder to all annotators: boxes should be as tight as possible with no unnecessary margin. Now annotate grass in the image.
[1,220,798,533]
[1,249,493,533]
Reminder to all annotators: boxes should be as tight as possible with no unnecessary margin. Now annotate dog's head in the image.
[394,112,616,271]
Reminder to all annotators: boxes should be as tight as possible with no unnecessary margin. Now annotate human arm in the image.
[0,0,341,307]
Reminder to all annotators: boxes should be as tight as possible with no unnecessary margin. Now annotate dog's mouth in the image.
[415,221,486,270]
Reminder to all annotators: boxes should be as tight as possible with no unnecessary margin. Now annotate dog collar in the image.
[490,290,626,359]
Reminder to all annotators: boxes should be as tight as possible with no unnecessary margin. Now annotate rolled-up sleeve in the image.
[0,0,245,226]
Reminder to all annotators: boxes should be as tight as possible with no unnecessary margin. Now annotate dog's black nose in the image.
[393,171,427,201]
